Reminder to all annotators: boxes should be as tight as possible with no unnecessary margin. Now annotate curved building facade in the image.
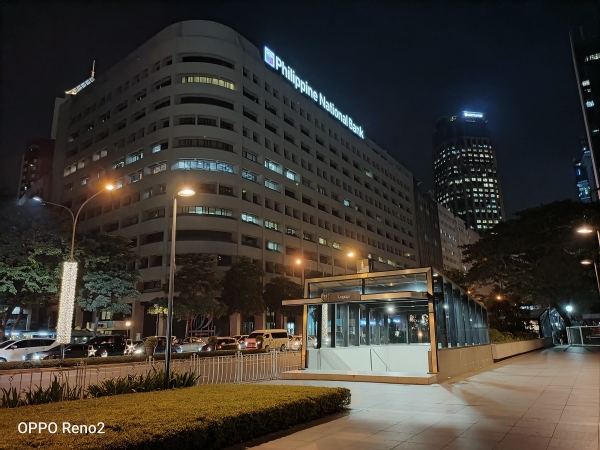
[52,21,420,338]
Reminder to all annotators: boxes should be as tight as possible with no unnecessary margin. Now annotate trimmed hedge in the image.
[0,349,267,371]
[0,384,351,450]
[489,328,539,344]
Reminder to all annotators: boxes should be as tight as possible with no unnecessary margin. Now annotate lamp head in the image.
[581,259,594,265]
[566,305,573,312]
[577,224,594,234]
[105,185,115,191]
[347,252,354,258]
[32,196,43,203]
[178,189,195,197]
[296,259,301,265]
[125,321,131,327]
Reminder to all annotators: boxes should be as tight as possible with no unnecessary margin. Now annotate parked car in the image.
[288,335,302,351]
[151,336,181,354]
[237,335,249,349]
[245,330,289,352]
[176,337,205,353]
[200,337,238,352]
[0,339,59,362]
[86,335,127,357]
[23,343,99,361]
[124,339,143,355]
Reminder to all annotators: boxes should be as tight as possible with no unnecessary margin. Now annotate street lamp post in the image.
[577,224,600,297]
[164,188,195,390]
[33,185,114,358]
[126,321,132,340]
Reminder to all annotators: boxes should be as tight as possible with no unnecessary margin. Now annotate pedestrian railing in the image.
[566,326,600,346]
[0,350,302,400]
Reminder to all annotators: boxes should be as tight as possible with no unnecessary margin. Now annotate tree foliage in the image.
[76,232,140,336]
[152,254,226,336]
[463,200,600,314]
[0,199,71,334]
[220,257,264,316]
[263,276,303,317]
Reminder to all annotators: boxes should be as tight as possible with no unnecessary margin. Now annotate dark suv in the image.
[87,335,127,357]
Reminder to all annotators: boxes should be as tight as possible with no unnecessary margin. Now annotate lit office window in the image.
[241,212,259,225]
[181,75,235,90]
[172,159,234,173]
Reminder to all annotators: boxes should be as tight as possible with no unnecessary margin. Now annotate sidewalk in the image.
[248,345,600,450]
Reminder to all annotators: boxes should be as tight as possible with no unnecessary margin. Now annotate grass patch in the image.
[0,349,267,371]
[0,384,350,450]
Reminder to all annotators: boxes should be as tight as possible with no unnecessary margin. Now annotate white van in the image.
[0,338,59,362]
[245,330,289,352]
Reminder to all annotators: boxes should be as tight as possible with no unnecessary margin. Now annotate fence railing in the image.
[566,326,600,346]
[0,351,301,399]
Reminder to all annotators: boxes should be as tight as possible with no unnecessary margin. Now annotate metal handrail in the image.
[370,348,391,372]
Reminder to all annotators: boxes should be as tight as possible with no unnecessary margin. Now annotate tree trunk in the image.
[10,307,23,332]
[185,316,190,338]
[92,310,100,338]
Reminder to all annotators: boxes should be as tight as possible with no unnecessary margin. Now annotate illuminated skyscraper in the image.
[433,112,504,231]
[574,138,594,203]
[571,28,600,201]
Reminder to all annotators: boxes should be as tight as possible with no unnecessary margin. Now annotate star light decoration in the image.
[56,261,78,344]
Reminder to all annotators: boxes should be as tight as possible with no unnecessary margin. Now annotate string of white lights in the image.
[56,261,78,344]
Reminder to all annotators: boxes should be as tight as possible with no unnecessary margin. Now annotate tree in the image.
[0,198,71,336]
[154,254,225,337]
[263,276,303,321]
[220,257,265,316]
[463,200,600,316]
[76,232,140,337]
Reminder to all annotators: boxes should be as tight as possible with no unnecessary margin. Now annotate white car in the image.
[176,337,205,353]
[0,338,59,362]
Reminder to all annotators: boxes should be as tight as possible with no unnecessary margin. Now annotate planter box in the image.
[491,337,553,361]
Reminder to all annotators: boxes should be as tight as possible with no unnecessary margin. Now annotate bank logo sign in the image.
[263,46,364,139]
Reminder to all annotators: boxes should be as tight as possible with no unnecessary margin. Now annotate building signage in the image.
[463,111,483,118]
[264,46,365,139]
[321,291,361,303]
[65,77,95,95]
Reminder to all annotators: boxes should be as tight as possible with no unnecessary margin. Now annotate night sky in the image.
[1,1,598,217]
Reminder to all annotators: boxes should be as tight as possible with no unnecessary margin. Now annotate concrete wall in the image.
[436,345,494,381]
[306,345,430,373]
[491,338,553,361]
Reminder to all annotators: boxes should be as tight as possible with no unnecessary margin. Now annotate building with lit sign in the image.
[50,21,421,339]
[433,112,505,231]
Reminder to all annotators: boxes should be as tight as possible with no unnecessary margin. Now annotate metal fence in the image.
[566,326,600,346]
[0,351,301,400]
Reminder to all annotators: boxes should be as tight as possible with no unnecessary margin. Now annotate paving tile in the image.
[548,437,599,449]
[507,425,555,438]
[440,437,497,450]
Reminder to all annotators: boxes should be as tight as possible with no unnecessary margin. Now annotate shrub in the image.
[0,385,351,450]
[86,368,199,398]
[144,336,158,348]
[489,328,540,344]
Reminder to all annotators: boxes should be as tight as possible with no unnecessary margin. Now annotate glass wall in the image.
[303,269,489,349]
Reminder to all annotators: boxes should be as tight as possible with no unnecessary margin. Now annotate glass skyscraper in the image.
[433,112,504,231]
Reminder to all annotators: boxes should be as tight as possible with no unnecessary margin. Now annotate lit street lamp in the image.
[33,185,114,356]
[165,188,195,389]
[126,321,132,339]
[576,224,600,297]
